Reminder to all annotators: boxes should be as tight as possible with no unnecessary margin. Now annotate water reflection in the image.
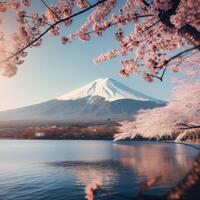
[74,164,114,186]
[114,143,197,186]
[0,140,198,200]
[47,142,197,194]
[49,161,118,186]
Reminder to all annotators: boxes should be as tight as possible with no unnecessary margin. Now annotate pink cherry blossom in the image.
[0,3,7,12]
[0,0,200,79]
[76,0,88,9]
[8,0,21,10]
[22,0,31,7]
[115,81,200,141]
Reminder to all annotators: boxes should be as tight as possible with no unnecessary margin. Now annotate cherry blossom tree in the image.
[114,80,200,141]
[113,53,200,141]
[0,0,200,79]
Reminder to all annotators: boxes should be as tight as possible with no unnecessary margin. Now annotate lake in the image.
[0,140,198,200]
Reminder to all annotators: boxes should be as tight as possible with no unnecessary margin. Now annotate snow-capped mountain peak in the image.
[57,78,160,102]
[0,78,165,122]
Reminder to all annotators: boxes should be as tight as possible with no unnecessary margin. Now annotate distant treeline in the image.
[0,122,120,140]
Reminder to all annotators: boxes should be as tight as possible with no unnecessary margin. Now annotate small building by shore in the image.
[35,132,45,137]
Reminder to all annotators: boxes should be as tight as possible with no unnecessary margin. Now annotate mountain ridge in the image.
[0,78,165,122]
[57,78,162,103]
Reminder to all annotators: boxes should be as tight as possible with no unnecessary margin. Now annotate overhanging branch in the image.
[0,0,107,64]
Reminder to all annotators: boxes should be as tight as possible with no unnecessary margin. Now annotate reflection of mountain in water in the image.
[47,143,197,196]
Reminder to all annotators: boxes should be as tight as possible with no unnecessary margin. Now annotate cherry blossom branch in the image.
[0,0,107,64]
[173,49,200,65]
[187,13,200,24]
[122,19,159,47]
[179,123,200,130]
[40,0,61,20]
[24,15,52,26]
[86,14,153,35]
[144,0,200,47]
[154,45,200,81]
[141,19,160,34]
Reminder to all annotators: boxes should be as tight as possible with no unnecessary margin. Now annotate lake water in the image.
[0,140,198,200]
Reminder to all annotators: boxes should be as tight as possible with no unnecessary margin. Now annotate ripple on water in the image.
[0,140,198,200]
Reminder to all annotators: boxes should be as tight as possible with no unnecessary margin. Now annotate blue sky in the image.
[0,0,176,111]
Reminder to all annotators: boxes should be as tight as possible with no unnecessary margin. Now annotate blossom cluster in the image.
[0,0,200,79]
[115,81,200,141]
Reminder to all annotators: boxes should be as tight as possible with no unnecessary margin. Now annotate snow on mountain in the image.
[57,78,160,103]
[0,78,164,122]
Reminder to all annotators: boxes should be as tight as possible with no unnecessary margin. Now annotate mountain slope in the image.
[57,78,161,103]
[0,78,165,122]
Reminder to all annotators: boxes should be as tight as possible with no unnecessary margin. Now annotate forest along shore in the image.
[0,121,177,141]
[0,122,119,140]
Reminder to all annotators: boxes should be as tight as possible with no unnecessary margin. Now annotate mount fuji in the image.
[0,78,165,122]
